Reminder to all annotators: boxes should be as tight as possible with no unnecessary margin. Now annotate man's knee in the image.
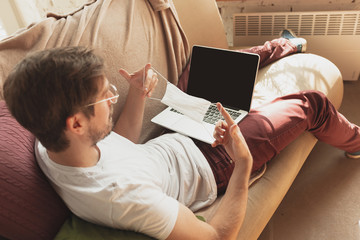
[302,90,326,98]
[301,90,328,108]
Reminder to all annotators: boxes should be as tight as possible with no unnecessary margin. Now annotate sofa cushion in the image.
[0,100,70,240]
[54,214,154,240]
[252,53,343,109]
[54,213,206,240]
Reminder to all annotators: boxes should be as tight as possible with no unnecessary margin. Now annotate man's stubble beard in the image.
[89,105,114,146]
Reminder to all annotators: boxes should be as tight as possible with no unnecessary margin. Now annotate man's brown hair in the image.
[3,46,105,152]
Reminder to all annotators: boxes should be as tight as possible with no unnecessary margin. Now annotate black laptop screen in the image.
[186,46,259,111]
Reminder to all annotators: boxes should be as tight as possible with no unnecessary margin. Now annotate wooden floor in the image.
[259,79,360,240]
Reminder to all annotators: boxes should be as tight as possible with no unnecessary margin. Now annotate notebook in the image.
[151,45,260,144]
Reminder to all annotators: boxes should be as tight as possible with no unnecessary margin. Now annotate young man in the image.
[3,44,360,240]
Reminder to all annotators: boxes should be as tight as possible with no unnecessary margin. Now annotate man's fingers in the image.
[119,64,154,95]
[119,68,131,81]
[144,63,152,73]
[229,124,241,140]
[146,72,157,89]
[211,140,220,148]
[216,102,235,126]
[144,69,159,97]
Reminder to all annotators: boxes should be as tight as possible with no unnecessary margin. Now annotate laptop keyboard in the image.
[203,104,241,124]
[170,104,241,125]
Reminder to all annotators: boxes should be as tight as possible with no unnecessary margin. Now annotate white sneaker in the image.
[280,29,307,53]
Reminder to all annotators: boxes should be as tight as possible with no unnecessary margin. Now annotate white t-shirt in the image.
[35,132,217,239]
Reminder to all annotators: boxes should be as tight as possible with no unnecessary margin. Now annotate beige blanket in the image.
[0,0,190,143]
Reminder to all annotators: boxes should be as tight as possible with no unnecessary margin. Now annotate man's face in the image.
[87,78,115,145]
[87,106,113,146]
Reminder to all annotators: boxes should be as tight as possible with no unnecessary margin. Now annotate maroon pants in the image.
[195,91,360,194]
[179,38,360,194]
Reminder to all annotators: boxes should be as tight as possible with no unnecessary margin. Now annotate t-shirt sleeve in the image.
[111,182,179,240]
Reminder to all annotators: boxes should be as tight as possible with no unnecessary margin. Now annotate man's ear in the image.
[66,113,87,135]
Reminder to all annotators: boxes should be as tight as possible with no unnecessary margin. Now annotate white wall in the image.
[0,0,89,38]
[217,0,360,46]
[0,0,24,37]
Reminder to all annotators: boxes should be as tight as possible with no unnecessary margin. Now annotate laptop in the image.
[151,45,260,144]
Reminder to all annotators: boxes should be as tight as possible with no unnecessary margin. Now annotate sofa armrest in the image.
[173,0,228,50]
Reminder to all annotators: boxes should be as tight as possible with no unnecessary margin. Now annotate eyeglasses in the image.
[85,84,119,107]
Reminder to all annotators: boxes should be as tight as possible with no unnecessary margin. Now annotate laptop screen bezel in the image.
[186,45,260,112]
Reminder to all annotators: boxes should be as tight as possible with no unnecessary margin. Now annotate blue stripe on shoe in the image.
[345,150,360,159]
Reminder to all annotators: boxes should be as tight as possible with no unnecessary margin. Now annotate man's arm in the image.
[167,103,253,240]
[168,164,251,240]
[113,64,158,143]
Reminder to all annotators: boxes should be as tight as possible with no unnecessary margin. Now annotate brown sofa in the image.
[0,0,343,239]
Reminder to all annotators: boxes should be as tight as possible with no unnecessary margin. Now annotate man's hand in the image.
[211,102,252,163]
[168,103,253,240]
[114,63,158,143]
[119,63,158,98]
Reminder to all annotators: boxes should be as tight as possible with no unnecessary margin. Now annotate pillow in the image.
[54,214,155,240]
[55,214,206,240]
[0,101,70,240]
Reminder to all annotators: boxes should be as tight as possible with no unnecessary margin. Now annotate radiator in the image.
[233,11,360,80]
